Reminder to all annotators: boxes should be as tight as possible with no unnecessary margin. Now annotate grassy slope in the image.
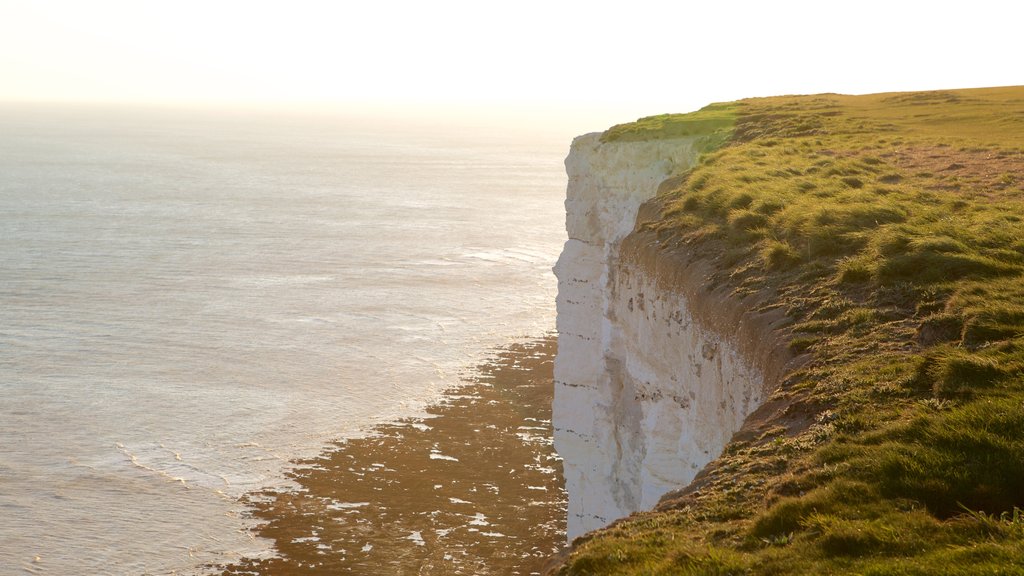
[554,87,1024,575]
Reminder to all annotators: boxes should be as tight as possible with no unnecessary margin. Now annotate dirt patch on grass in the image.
[884,145,1024,197]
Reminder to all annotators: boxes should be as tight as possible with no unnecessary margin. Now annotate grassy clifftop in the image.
[553,87,1024,575]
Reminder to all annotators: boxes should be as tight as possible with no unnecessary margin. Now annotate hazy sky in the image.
[0,0,1019,126]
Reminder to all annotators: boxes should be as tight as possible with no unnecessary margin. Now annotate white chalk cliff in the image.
[553,133,771,540]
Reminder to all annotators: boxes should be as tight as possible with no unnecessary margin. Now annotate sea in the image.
[0,104,569,574]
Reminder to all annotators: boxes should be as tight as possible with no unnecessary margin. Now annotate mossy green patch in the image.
[555,86,1024,575]
[600,102,739,147]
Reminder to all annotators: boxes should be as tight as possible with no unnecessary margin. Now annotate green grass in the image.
[601,102,738,146]
[556,87,1024,575]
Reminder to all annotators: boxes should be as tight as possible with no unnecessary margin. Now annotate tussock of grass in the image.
[760,239,800,271]
[556,87,1024,575]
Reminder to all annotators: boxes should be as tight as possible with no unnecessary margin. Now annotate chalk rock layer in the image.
[553,133,765,540]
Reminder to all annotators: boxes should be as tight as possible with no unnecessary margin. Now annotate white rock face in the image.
[553,133,766,540]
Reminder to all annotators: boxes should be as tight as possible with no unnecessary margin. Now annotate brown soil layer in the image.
[218,337,565,575]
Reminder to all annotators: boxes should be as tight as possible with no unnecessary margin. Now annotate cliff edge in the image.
[551,87,1024,574]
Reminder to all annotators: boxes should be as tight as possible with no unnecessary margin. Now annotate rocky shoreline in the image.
[218,337,565,575]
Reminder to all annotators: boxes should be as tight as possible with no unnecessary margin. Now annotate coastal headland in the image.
[550,86,1024,574]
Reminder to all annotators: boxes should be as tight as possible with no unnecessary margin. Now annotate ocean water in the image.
[0,105,568,574]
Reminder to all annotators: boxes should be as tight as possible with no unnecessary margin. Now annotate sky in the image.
[0,0,1020,131]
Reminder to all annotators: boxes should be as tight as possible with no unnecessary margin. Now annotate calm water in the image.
[0,105,567,574]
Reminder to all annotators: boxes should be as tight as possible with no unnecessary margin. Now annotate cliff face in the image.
[553,134,767,540]
[550,88,1024,575]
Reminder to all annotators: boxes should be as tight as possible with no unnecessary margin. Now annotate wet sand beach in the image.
[219,337,565,575]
